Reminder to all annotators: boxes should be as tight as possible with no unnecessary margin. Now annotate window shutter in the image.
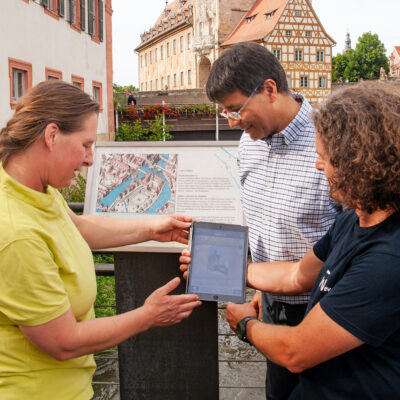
[80,0,86,30]
[88,0,95,36]
[98,0,104,42]
[58,0,65,17]
[68,0,76,23]
[41,0,49,8]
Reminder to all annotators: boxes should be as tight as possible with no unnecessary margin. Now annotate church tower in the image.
[345,30,351,52]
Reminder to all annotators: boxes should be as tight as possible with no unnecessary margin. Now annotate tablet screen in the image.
[187,222,248,302]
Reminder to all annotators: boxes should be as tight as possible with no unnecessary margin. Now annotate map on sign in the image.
[96,153,177,214]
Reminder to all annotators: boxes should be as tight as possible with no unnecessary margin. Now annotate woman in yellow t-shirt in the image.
[0,80,201,400]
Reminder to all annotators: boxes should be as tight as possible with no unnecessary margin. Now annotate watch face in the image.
[237,320,246,341]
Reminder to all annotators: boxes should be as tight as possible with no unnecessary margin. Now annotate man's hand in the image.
[179,248,191,279]
[144,277,201,327]
[226,302,257,332]
[149,215,195,244]
[250,291,262,319]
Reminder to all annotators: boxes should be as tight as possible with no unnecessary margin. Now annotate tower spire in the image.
[345,28,351,52]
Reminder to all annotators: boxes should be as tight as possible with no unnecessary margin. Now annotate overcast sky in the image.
[112,0,399,86]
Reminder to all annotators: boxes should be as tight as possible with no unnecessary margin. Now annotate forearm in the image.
[59,306,152,360]
[246,319,309,372]
[247,249,322,294]
[247,261,305,294]
[73,214,151,249]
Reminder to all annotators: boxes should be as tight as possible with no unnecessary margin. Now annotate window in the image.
[167,75,170,88]
[173,74,177,87]
[180,71,184,86]
[300,76,308,88]
[155,48,158,62]
[180,36,184,52]
[173,39,177,55]
[167,42,170,57]
[209,19,214,35]
[273,49,281,60]
[286,76,291,89]
[88,0,95,36]
[317,51,324,62]
[46,67,63,80]
[295,50,302,62]
[295,10,301,17]
[265,9,276,20]
[161,45,164,60]
[188,69,192,85]
[286,30,292,36]
[42,0,63,19]
[80,0,86,30]
[92,80,103,110]
[156,79,158,90]
[150,50,152,64]
[98,0,104,41]
[305,31,311,37]
[187,32,191,49]
[8,58,32,107]
[319,77,327,88]
[246,15,255,23]
[150,81,153,91]
[199,22,204,36]
[71,74,84,90]
[145,53,147,66]
[86,0,103,41]
[161,77,164,89]
[67,0,77,26]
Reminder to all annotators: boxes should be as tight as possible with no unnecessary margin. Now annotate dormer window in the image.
[265,9,277,20]
[246,14,256,24]
[295,10,301,17]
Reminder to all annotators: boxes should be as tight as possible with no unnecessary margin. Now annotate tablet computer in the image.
[186,222,248,303]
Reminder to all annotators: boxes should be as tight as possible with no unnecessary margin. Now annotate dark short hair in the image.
[313,81,400,213]
[206,42,289,102]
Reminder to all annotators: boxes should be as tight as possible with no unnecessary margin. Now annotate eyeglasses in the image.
[220,82,263,121]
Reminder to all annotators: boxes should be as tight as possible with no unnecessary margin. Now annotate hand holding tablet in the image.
[183,222,249,303]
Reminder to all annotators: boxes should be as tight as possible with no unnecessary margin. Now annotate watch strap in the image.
[237,316,258,343]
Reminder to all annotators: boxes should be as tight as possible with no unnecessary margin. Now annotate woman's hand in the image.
[179,248,191,279]
[144,277,201,327]
[149,215,195,244]
[226,301,258,332]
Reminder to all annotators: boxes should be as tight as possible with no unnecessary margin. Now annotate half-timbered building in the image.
[136,0,335,102]
[222,0,335,102]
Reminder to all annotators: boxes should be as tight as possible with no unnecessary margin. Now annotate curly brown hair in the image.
[313,81,400,213]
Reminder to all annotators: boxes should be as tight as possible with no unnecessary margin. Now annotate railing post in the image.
[162,100,166,141]
[215,103,219,141]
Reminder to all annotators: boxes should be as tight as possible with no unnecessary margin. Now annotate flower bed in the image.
[120,103,217,121]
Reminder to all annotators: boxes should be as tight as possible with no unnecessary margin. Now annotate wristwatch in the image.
[236,316,258,343]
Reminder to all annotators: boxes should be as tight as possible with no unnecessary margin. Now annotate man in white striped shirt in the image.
[206,43,339,399]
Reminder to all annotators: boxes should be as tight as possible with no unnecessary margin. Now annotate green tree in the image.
[113,83,139,93]
[354,32,389,80]
[116,116,172,141]
[332,32,389,82]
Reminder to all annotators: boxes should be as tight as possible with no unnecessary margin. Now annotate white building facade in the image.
[1,0,114,138]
